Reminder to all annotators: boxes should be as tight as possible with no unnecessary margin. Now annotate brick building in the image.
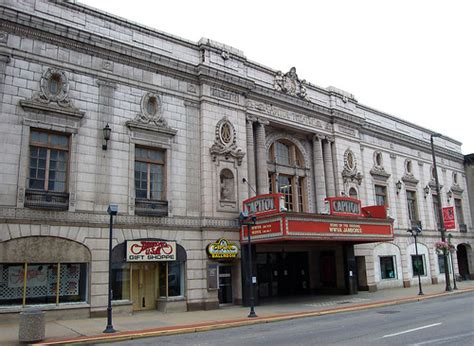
[0,0,472,320]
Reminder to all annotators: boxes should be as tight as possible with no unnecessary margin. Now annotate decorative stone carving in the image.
[451,172,463,194]
[402,159,419,186]
[125,92,177,137]
[210,117,245,165]
[20,68,84,118]
[220,169,235,201]
[273,67,309,101]
[342,149,363,185]
[246,100,323,128]
[0,31,8,44]
[370,151,390,180]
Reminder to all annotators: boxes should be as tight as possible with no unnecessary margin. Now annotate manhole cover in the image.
[377,310,400,314]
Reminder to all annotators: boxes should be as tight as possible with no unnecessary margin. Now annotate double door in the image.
[131,263,157,311]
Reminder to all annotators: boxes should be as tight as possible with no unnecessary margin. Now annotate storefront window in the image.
[411,255,425,276]
[0,262,87,306]
[112,263,131,300]
[437,254,451,274]
[380,256,396,279]
[159,262,184,298]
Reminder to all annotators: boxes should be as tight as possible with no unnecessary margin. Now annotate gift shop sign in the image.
[442,206,456,230]
[126,241,176,261]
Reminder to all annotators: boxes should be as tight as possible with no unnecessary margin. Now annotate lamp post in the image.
[407,226,424,295]
[447,234,458,290]
[239,211,257,318]
[104,204,118,334]
[430,133,452,292]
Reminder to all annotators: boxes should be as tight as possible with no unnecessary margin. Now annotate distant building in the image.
[0,0,472,320]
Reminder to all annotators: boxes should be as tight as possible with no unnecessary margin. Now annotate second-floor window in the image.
[406,190,419,222]
[28,130,69,193]
[454,198,465,226]
[268,140,306,212]
[432,194,441,228]
[134,147,166,200]
[375,185,387,206]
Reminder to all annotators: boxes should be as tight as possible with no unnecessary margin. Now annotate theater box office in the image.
[240,194,393,305]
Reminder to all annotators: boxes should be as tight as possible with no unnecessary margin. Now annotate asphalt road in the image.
[100,292,474,346]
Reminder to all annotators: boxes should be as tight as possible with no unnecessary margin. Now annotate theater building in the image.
[0,0,472,320]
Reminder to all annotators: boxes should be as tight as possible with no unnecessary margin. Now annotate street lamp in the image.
[407,226,424,296]
[104,204,118,334]
[447,233,458,290]
[430,133,452,292]
[239,211,257,318]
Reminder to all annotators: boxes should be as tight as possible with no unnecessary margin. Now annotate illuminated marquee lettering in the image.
[245,197,275,214]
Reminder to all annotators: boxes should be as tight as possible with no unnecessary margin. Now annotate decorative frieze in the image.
[246,100,323,128]
[210,87,239,103]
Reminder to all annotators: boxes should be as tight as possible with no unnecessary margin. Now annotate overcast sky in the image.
[80,0,474,154]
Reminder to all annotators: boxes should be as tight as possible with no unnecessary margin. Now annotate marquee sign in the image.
[326,197,361,216]
[207,238,239,259]
[243,193,285,217]
[126,240,176,262]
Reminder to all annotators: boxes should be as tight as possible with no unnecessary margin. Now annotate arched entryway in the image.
[457,244,471,280]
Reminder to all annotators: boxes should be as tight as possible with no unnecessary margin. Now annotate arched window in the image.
[268,140,306,212]
[349,187,358,199]
[220,169,235,201]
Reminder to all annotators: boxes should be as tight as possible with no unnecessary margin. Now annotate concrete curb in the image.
[35,287,474,345]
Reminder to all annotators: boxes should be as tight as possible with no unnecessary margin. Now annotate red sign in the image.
[126,241,176,261]
[442,206,456,230]
[326,197,362,216]
[243,194,284,217]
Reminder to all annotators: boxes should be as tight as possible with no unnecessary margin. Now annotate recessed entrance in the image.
[256,252,309,299]
[218,265,233,304]
[131,263,157,311]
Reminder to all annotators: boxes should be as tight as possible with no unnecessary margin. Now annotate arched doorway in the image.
[457,244,471,280]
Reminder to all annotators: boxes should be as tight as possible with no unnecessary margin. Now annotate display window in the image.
[0,262,87,306]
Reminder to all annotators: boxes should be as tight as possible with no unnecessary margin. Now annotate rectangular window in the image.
[380,256,396,279]
[433,194,441,228]
[454,198,465,225]
[411,255,425,276]
[375,185,387,206]
[28,130,69,192]
[406,190,418,222]
[0,262,87,307]
[297,177,305,212]
[277,175,293,211]
[159,262,183,298]
[135,147,165,200]
[437,254,451,274]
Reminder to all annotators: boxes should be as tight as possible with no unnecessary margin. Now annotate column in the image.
[312,134,327,212]
[323,136,336,197]
[255,118,269,195]
[246,115,257,197]
[343,244,358,295]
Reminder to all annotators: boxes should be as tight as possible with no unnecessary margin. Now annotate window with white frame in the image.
[380,256,396,279]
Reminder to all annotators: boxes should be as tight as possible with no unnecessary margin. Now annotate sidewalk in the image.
[1,281,473,345]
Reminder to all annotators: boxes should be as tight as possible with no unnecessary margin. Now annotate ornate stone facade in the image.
[0,0,472,320]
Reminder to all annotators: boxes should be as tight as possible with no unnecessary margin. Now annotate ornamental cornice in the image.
[360,122,464,162]
[0,207,240,229]
[0,15,198,84]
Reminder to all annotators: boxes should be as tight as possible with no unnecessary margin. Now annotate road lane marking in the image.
[411,331,474,345]
[382,323,442,338]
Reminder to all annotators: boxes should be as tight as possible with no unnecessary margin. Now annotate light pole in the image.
[407,226,424,295]
[104,204,118,334]
[430,133,452,292]
[239,211,257,318]
[447,234,458,290]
